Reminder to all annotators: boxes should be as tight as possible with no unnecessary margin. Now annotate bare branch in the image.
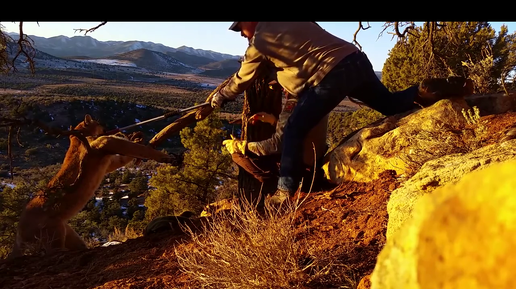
[0,117,91,149]
[420,22,456,75]
[16,126,24,147]
[379,22,419,42]
[215,171,238,180]
[1,116,94,177]
[352,21,371,51]
[393,22,417,38]
[174,177,205,188]
[11,22,36,74]
[73,22,107,35]
[378,23,392,40]
[394,22,405,38]
[378,22,452,74]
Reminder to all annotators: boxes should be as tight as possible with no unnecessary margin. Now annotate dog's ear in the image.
[84,114,92,125]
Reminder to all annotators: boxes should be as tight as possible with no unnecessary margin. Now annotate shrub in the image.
[24,147,39,157]
[0,138,7,150]
[327,108,384,151]
[107,225,142,243]
[175,196,356,288]
[399,105,488,174]
[460,106,488,151]
[461,49,496,94]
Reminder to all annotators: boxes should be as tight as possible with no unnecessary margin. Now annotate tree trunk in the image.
[237,77,283,204]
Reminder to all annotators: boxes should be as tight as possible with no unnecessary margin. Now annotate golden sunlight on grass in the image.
[175,195,357,288]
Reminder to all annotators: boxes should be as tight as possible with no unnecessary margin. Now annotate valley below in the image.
[0,33,374,288]
[0,63,360,179]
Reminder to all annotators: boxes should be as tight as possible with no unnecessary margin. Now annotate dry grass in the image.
[12,228,65,258]
[107,225,143,243]
[83,237,102,249]
[461,106,488,150]
[399,105,488,175]
[175,194,357,289]
[400,122,468,173]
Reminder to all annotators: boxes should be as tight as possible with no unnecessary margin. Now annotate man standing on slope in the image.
[223,90,331,191]
[210,22,474,206]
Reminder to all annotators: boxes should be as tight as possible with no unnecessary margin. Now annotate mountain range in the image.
[7,32,382,79]
[6,32,242,77]
[7,32,239,61]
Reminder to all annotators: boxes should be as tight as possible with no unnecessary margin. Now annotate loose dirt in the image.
[1,112,514,289]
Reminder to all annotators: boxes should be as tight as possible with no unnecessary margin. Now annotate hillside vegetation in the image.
[1,21,516,289]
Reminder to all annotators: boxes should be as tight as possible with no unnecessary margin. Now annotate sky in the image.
[2,21,516,72]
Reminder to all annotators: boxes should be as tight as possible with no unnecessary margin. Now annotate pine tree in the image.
[0,183,32,258]
[128,171,148,197]
[0,24,11,74]
[120,169,133,184]
[493,25,516,93]
[144,114,235,219]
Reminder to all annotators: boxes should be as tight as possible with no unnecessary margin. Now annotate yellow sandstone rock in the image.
[323,100,469,184]
[371,157,516,289]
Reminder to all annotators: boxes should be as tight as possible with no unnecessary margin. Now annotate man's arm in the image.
[219,44,266,99]
[246,100,296,156]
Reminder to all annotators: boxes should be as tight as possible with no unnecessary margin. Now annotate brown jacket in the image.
[247,96,329,167]
[220,22,359,98]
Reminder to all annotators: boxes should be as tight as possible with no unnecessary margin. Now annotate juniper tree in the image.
[0,183,31,258]
[144,114,235,219]
[382,22,516,94]
[128,171,148,196]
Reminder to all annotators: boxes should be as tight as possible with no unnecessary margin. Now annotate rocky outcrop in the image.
[465,92,516,116]
[371,157,516,289]
[324,95,516,288]
[322,96,516,239]
[386,139,516,240]
[323,99,470,184]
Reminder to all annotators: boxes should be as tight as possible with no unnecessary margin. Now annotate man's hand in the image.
[211,92,227,108]
[250,112,277,126]
[222,135,247,155]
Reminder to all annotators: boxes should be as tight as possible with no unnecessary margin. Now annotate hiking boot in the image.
[265,189,292,208]
[415,76,474,107]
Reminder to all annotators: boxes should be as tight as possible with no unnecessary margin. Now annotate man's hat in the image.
[229,22,241,32]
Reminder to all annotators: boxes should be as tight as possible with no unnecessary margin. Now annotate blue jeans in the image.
[277,51,419,192]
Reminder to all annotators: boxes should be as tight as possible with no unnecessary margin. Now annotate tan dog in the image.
[8,114,174,259]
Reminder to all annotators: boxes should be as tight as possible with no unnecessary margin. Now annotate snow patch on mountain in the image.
[9,32,241,62]
[177,46,241,62]
[77,59,138,67]
[130,42,143,50]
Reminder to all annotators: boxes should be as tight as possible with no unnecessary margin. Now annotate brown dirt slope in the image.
[1,112,516,289]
